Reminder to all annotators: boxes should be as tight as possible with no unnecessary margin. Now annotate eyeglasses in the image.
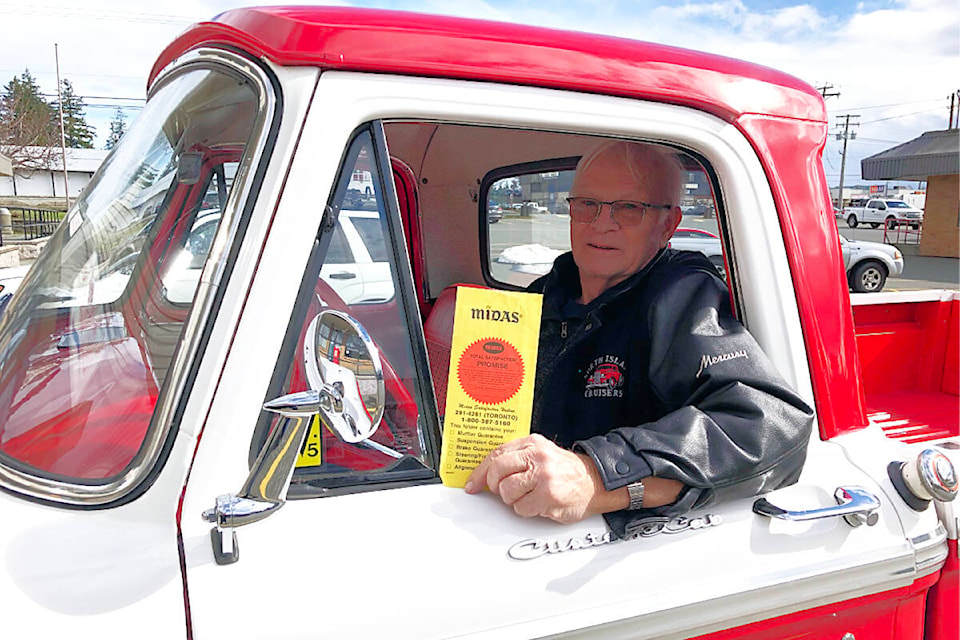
[565,197,671,227]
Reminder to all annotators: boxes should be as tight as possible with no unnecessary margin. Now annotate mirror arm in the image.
[202,389,336,564]
[202,309,386,565]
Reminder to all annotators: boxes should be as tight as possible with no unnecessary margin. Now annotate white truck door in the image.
[865,199,884,225]
[177,72,935,637]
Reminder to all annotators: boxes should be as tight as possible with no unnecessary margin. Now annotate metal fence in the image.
[882,219,922,246]
[0,208,64,246]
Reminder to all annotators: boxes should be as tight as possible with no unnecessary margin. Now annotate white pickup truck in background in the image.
[843,198,924,229]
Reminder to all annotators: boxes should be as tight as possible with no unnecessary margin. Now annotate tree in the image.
[54,79,95,148]
[105,107,127,150]
[0,69,59,169]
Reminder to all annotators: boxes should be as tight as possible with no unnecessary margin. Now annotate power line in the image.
[37,92,145,103]
[0,5,194,26]
[854,137,908,144]
[860,108,943,125]
[840,98,946,111]
[0,69,144,82]
[77,105,143,111]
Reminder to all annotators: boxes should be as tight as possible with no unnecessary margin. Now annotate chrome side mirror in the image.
[203,309,385,565]
[303,310,385,443]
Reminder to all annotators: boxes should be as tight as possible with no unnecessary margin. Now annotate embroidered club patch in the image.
[583,355,626,398]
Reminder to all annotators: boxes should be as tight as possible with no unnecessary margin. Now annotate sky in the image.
[1,0,957,188]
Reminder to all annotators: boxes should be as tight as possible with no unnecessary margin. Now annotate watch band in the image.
[626,480,645,510]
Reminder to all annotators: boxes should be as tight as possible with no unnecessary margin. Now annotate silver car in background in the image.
[669,227,726,278]
[840,235,904,293]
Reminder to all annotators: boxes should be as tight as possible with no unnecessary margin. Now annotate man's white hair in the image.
[574,140,684,207]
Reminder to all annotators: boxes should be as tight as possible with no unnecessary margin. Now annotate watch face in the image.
[627,481,645,510]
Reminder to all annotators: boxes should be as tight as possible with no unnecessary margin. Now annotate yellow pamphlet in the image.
[439,287,543,487]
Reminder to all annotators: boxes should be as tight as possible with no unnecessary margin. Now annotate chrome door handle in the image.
[328,271,357,279]
[752,486,881,527]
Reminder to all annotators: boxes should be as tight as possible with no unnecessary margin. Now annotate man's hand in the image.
[464,434,626,523]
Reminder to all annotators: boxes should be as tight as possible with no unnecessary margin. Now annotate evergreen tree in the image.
[105,107,127,150]
[54,79,95,148]
[0,69,59,168]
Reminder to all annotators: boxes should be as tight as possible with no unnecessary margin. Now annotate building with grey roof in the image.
[862,129,959,258]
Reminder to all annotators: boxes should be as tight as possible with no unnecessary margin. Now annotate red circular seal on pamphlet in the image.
[457,338,525,405]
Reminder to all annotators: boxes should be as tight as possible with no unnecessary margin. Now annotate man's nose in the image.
[591,202,620,230]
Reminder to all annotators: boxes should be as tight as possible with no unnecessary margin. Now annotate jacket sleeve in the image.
[575,268,814,532]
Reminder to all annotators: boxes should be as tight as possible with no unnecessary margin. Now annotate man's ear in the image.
[659,206,683,245]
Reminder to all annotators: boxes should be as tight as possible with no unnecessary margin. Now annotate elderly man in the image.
[465,140,813,534]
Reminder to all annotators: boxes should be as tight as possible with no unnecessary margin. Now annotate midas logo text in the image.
[471,308,521,323]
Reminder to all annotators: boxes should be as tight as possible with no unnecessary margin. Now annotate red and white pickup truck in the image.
[0,7,956,639]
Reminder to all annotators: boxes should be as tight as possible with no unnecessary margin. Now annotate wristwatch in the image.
[626,480,645,510]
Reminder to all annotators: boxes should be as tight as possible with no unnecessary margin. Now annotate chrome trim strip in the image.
[912,523,948,578]
[0,48,277,506]
[537,554,917,639]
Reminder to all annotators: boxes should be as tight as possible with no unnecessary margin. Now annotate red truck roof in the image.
[149,6,825,124]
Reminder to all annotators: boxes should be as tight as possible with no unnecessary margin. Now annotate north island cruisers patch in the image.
[583,355,626,398]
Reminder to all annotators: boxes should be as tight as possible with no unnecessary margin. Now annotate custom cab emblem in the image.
[508,513,722,560]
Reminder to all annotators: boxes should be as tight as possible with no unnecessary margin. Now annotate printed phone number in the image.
[455,409,518,421]
[459,417,517,427]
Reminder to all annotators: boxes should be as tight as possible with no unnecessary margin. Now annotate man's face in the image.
[569,150,682,295]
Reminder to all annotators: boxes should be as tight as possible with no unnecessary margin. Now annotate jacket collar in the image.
[541,248,669,320]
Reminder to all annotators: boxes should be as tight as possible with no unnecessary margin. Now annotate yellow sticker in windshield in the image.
[295,415,322,468]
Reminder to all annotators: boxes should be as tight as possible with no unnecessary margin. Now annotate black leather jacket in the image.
[528,249,814,536]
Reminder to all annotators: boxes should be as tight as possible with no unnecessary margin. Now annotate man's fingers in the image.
[464,456,492,494]
[497,466,537,505]
[484,448,536,496]
[464,437,538,494]
[511,490,544,519]
[464,442,509,492]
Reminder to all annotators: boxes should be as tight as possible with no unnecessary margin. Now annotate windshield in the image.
[0,65,261,482]
[886,201,911,209]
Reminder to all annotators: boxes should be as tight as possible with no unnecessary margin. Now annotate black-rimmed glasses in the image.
[565,197,671,226]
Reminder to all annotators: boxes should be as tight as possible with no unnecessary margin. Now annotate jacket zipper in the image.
[561,321,568,339]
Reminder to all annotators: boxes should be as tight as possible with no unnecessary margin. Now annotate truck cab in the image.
[845,198,925,229]
[0,7,955,639]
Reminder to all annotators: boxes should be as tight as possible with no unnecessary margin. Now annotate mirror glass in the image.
[304,310,385,443]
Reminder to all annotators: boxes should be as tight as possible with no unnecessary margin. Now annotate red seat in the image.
[423,286,459,415]
[423,284,494,415]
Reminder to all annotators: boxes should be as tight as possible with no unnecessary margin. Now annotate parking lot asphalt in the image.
[889,255,959,291]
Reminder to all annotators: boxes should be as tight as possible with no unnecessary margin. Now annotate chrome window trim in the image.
[0,48,277,506]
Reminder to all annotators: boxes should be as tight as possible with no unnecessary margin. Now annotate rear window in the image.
[481,152,722,289]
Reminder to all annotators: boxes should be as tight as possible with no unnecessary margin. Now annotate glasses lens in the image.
[611,201,646,226]
[568,198,598,223]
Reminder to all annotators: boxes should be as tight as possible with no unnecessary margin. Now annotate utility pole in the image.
[950,90,959,129]
[816,83,840,100]
[54,43,70,213]
[835,114,859,210]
